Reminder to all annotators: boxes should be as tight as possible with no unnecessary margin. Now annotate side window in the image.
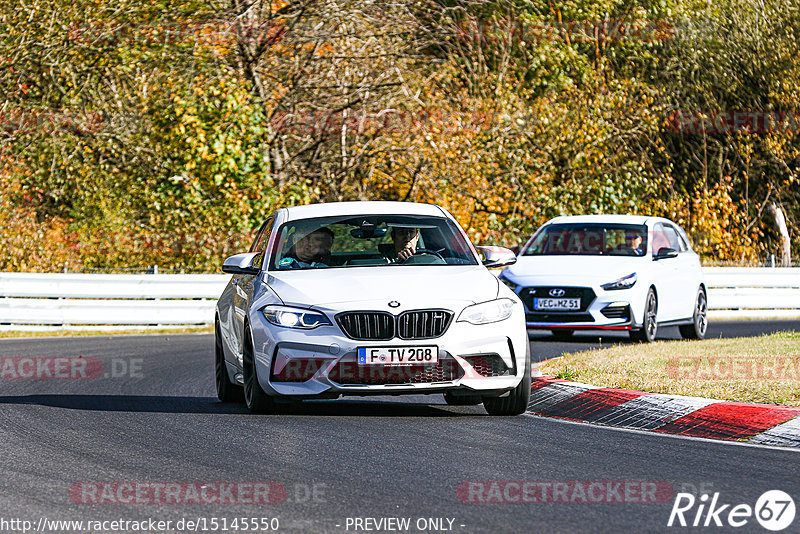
[651,224,671,254]
[663,225,683,252]
[250,217,274,269]
[672,225,690,251]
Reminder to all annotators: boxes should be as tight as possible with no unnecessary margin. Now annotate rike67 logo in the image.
[668,490,796,531]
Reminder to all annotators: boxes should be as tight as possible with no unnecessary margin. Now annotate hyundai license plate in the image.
[534,298,580,311]
[357,346,438,366]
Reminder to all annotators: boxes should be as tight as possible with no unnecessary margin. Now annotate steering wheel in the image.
[398,248,445,264]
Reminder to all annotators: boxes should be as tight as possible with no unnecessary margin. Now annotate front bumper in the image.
[249,307,528,398]
[513,284,644,330]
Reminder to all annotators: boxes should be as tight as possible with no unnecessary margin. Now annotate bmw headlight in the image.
[601,272,637,291]
[262,306,332,329]
[457,298,516,325]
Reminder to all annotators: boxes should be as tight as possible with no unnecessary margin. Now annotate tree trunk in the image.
[768,202,791,267]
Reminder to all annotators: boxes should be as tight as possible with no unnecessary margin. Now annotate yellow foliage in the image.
[647,181,761,263]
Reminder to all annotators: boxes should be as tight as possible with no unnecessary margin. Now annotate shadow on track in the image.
[527,329,647,361]
[0,394,472,417]
[532,332,634,345]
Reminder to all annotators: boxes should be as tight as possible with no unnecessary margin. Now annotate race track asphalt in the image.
[0,320,798,533]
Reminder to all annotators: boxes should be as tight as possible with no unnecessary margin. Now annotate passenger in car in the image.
[279,226,334,269]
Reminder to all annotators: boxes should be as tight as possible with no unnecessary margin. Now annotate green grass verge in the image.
[0,326,214,338]
[539,331,800,406]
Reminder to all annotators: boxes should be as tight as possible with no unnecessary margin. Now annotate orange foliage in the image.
[0,164,80,271]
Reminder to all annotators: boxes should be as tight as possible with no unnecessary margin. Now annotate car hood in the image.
[502,255,647,286]
[265,265,499,309]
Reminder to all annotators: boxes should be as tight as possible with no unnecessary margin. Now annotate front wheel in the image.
[679,288,708,340]
[483,344,531,416]
[242,327,276,414]
[630,288,658,343]
[215,320,243,403]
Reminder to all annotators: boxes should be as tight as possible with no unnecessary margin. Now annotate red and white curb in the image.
[527,377,800,448]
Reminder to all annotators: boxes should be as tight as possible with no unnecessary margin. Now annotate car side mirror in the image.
[477,246,517,268]
[654,247,678,260]
[222,252,261,275]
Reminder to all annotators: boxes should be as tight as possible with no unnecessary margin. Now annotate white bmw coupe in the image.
[215,201,530,415]
[500,215,707,342]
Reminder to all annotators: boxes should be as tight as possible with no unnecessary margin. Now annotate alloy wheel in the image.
[645,291,658,339]
[696,290,707,336]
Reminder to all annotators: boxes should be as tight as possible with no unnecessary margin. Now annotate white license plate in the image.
[534,297,580,311]
[357,346,438,366]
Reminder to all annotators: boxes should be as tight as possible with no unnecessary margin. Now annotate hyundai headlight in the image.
[499,273,518,291]
[457,298,516,325]
[601,272,637,291]
[262,306,332,329]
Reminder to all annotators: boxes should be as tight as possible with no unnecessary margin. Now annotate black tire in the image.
[215,320,243,403]
[483,343,531,416]
[443,392,483,406]
[551,329,574,340]
[679,288,708,340]
[630,288,658,343]
[242,326,275,414]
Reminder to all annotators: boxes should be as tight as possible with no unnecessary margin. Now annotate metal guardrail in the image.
[705,267,800,319]
[0,268,798,330]
[0,272,229,331]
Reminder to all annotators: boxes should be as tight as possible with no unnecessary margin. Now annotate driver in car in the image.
[279,226,334,269]
[385,226,420,262]
[618,231,645,255]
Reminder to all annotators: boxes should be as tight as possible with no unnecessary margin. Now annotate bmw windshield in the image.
[522,223,649,257]
[268,215,479,270]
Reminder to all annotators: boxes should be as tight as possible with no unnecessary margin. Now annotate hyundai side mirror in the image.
[654,247,678,260]
[222,252,261,275]
[477,246,517,268]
